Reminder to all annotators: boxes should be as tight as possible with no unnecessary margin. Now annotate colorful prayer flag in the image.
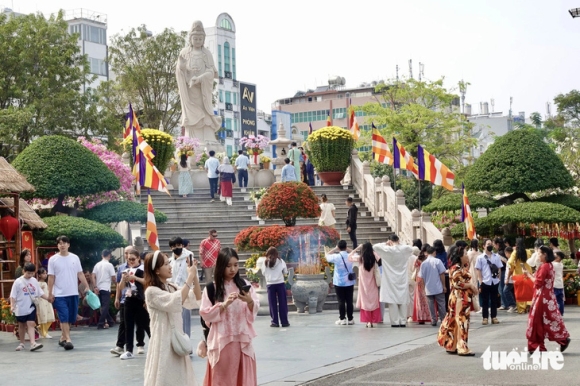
[461,183,476,240]
[326,113,331,127]
[417,145,455,191]
[393,138,418,176]
[371,123,393,165]
[349,109,360,140]
[146,193,160,251]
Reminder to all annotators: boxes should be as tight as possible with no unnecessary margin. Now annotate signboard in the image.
[240,82,257,137]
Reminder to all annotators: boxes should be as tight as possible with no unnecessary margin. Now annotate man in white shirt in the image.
[168,236,194,337]
[419,246,447,326]
[93,249,117,330]
[281,158,297,182]
[48,235,91,350]
[204,150,221,202]
[234,150,250,188]
[373,234,412,327]
[475,238,503,325]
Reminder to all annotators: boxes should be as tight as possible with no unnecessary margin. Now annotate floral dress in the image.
[412,260,430,323]
[525,262,570,352]
[437,264,474,354]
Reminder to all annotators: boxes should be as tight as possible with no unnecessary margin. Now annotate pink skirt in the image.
[360,308,382,323]
[204,341,257,386]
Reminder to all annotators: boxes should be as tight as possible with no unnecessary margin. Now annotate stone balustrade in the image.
[349,150,450,246]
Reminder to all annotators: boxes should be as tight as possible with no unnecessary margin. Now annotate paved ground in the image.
[0,306,578,385]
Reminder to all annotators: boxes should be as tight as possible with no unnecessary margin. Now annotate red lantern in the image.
[0,215,19,241]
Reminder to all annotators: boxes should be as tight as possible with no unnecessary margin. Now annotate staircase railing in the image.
[349,150,445,246]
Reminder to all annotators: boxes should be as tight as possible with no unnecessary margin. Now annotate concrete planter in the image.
[287,267,331,313]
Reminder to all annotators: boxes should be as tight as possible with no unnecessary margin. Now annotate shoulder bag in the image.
[166,283,192,356]
[340,253,356,281]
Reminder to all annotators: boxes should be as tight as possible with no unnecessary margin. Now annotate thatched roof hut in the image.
[0,157,35,193]
[0,197,46,229]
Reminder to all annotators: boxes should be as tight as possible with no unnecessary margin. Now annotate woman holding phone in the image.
[199,247,259,386]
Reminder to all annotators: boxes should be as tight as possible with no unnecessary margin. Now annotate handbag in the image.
[85,290,101,310]
[374,264,381,287]
[340,253,356,281]
[512,274,534,302]
[169,314,192,356]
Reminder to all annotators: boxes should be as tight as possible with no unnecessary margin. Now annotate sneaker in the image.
[137,346,145,354]
[507,307,516,313]
[498,306,507,310]
[347,319,355,325]
[492,318,500,324]
[30,342,43,351]
[482,318,489,325]
[475,309,482,314]
[64,342,74,350]
[335,319,347,325]
[110,346,124,356]
[44,334,52,339]
[15,343,25,351]
[120,351,134,360]
[210,199,215,203]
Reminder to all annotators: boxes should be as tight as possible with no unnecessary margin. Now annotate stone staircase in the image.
[140,185,393,311]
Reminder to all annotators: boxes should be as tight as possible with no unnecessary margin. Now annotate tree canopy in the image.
[534,194,580,212]
[359,78,476,169]
[81,201,168,224]
[464,128,574,198]
[0,12,119,160]
[98,25,187,134]
[12,136,120,203]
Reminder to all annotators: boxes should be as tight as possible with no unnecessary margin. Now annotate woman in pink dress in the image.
[525,246,571,353]
[350,242,381,327]
[412,245,431,324]
[199,247,259,386]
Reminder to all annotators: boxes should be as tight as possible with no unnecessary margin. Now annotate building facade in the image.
[64,9,109,92]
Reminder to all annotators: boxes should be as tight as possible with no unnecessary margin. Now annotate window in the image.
[225,118,233,131]
[227,145,233,157]
[233,92,237,105]
[219,90,223,103]
[234,119,239,132]
[224,42,230,73]
[225,91,231,104]
[217,45,222,77]
[83,25,106,44]
[232,48,236,80]
[89,58,106,76]
[69,24,81,37]
[220,18,233,31]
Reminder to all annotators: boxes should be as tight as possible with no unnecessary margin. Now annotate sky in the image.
[4,0,580,116]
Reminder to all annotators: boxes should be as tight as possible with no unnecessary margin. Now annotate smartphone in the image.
[189,254,193,265]
[241,284,251,293]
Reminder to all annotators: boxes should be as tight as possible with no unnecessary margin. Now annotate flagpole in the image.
[393,168,398,234]
[418,179,423,240]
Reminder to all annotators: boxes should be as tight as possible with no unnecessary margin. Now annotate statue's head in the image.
[189,21,206,48]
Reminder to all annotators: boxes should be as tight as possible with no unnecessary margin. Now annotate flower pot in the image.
[263,162,270,169]
[565,296,576,305]
[0,323,5,332]
[318,171,345,186]
[5,324,15,333]
[577,291,580,306]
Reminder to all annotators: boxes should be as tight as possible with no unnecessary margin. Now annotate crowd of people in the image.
[7,226,573,384]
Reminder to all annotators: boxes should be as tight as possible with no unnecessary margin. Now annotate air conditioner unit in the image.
[226,103,233,111]
[225,71,232,79]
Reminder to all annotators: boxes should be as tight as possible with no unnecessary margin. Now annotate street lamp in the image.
[570,8,580,18]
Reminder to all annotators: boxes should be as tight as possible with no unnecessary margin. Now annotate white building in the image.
[64,9,109,92]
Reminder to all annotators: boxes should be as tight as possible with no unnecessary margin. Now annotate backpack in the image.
[200,282,215,341]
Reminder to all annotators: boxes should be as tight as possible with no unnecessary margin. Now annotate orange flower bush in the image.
[234,225,340,261]
[257,182,321,226]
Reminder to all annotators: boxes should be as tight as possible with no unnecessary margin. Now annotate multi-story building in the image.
[271,79,380,141]
[64,9,109,92]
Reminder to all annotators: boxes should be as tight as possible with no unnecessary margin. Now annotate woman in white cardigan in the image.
[143,251,201,386]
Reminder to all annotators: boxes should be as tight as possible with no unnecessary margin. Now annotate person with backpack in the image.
[199,248,259,386]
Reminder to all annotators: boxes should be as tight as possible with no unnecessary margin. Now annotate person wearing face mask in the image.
[475,239,502,326]
[168,236,195,337]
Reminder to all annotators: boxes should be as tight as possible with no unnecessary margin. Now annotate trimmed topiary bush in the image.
[81,201,168,224]
[12,136,120,204]
[424,193,498,213]
[535,194,580,212]
[465,129,574,195]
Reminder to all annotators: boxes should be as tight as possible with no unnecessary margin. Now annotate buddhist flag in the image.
[146,193,160,251]
[326,111,331,127]
[461,183,476,240]
[349,108,360,140]
[393,137,418,177]
[309,122,313,135]
[371,123,393,165]
[417,145,455,191]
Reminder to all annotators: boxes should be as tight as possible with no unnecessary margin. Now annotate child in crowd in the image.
[36,267,55,339]
[553,251,565,315]
[10,263,50,351]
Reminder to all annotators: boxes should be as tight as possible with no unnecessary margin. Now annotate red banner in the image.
[21,230,35,264]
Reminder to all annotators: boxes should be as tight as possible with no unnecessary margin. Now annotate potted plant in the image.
[260,154,271,169]
[196,152,209,169]
[306,126,355,185]
[564,273,578,305]
[122,128,175,173]
[239,134,270,164]
[1,299,16,332]
[256,182,321,226]
[249,187,268,208]
[174,136,202,166]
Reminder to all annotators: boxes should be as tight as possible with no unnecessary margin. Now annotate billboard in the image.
[240,82,257,137]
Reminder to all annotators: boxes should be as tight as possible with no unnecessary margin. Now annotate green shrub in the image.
[81,201,168,224]
[306,126,355,172]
